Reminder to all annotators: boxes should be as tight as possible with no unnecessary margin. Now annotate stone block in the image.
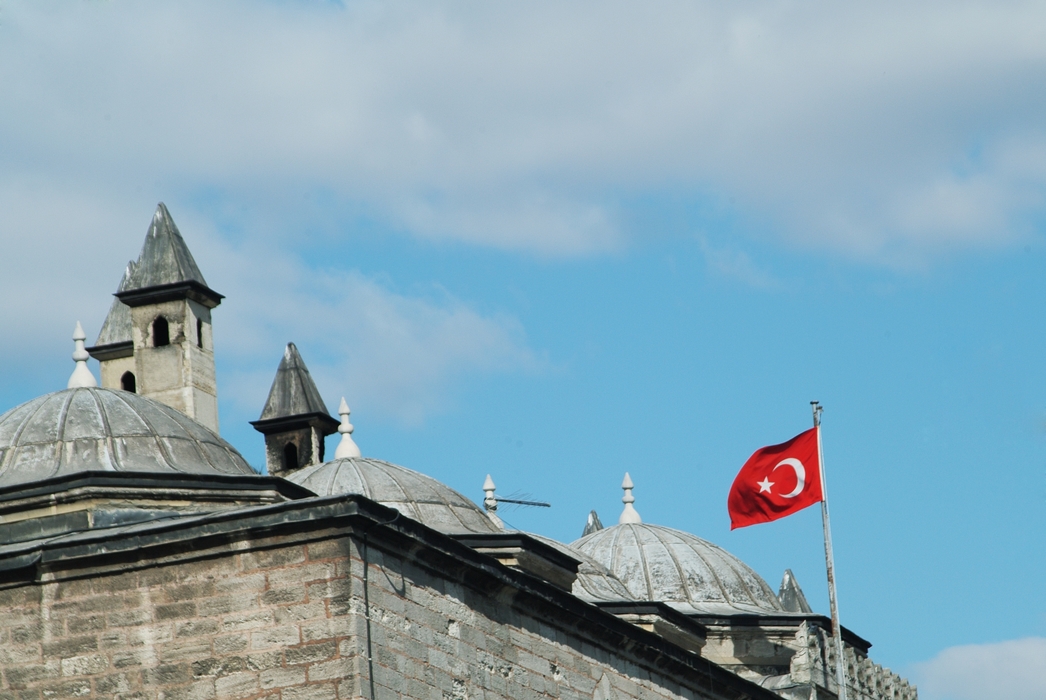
[240,547,306,572]
[259,665,307,690]
[141,663,192,687]
[158,678,215,700]
[42,636,99,658]
[284,642,337,666]
[281,682,337,700]
[213,671,259,698]
[212,634,250,655]
[60,655,110,676]
[250,625,300,649]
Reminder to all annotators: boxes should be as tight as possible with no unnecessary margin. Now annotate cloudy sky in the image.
[2,2,1046,697]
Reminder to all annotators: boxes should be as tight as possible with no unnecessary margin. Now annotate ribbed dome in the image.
[286,457,499,535]
[0,388,255,486]
[526,533,635,604]
[573,523,784,616]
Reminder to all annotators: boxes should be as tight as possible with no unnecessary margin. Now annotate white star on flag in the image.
[757,477,774,494]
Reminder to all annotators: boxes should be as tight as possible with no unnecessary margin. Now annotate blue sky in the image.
[2,2,1045,697]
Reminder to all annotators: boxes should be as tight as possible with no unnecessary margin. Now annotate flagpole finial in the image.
[68,321,98,389]
[810,401,822,428]
[334,397,362,459]
[619,472,642,524]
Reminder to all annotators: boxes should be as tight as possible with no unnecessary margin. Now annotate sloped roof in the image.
[93,265,133,347]
[257,343,332,421]
[125,202,209,291]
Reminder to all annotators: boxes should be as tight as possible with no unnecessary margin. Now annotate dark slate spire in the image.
[89,265,134,358]
[258,343,332,420]
[116,203,223,308]
[251,343,339,476]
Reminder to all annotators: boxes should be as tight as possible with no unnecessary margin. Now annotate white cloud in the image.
[913,637,1046,700]
[1,1,1044,263]
[0,196,537,424]
[189,230,539,425]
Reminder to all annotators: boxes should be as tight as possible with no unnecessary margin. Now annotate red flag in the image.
[728,427,823,530]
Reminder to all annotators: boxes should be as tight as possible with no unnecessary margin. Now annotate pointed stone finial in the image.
[333,397,361,459]
[619,472,641,524]
[482,474,504,529]
[778,569,814,613]
[483,475,497,512]
[68,322,99,389]
[582,510,604,537]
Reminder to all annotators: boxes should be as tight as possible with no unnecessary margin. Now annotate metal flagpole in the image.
[812,401,848,700]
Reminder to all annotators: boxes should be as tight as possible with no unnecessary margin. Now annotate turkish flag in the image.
[728,427,823,530]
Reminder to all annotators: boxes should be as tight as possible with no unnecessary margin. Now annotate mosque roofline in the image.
[0,492,781,700]
[116,279,224,308]
[451,532,583,573]
[688,612,872,653]
[0,470,316,507]
[595,601,710,641]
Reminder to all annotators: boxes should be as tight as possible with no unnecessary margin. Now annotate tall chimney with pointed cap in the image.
[109,203,225,431]
[250,343,339,476]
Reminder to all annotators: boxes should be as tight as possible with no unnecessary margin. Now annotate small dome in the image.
[573,523,784,616]
[0,388,255,487]
[286,457,499,535]
[526,533,635,604]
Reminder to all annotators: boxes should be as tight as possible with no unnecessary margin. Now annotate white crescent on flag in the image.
[772,458,806,498]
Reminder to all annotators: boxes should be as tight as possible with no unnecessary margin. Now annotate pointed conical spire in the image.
[68,322,98,389]
[334,398,362,459]
[126,203,208,289]
[582,510,603,537]
[116,203,223,308]
[93,265,134,347]
[778,569,813,613]
[258,343,332,421]
[619,472,641,524]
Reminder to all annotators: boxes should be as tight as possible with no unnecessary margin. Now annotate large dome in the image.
[286,457,499,535]
[0,387,255,486]
[573,523,784,616]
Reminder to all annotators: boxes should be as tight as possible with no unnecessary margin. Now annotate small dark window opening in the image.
[283,443,299,472]
[318,435,325,463]
[121,371,137,393]
[153,317,170,347]
[196,318,204,348]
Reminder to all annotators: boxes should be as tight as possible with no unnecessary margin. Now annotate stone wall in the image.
[0,499,775,700]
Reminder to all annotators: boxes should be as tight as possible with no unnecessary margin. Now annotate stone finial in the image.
[333,397,361,459]
[68,322,99,389]
[482,474,504,529]
[582,510,604,537]
[483,474,497,512]
[619,472,641,524]
[778,569,814,613]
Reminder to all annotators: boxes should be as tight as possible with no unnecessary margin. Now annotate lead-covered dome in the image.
[573,523,784,616]
[526,533,635,604]
[0,388,255,486]
[286,457,499,535]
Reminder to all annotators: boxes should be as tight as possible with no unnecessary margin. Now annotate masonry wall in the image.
[0,524,749,700]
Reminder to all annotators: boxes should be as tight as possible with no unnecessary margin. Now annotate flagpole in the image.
[812,401,848,700]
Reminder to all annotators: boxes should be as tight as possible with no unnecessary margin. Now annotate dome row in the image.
[0,384,787,617]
